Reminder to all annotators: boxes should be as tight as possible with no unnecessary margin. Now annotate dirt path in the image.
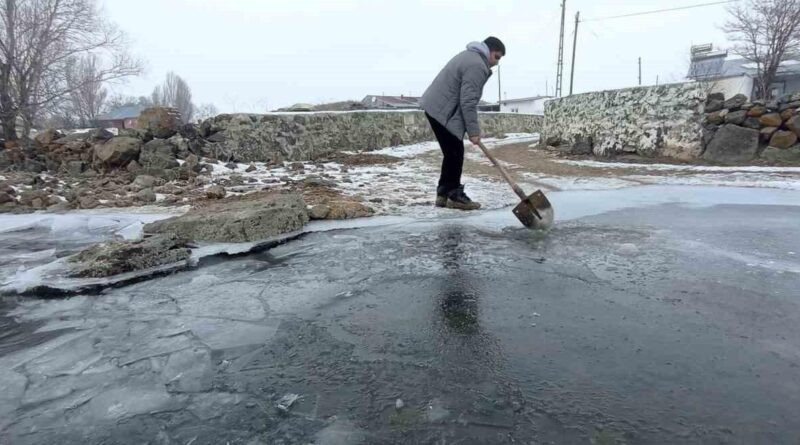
[419,142,654,191]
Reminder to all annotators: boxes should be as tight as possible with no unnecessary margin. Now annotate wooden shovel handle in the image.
[475,141,528,201]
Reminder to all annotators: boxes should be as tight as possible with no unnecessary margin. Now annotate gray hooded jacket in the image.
[420,42,493,139]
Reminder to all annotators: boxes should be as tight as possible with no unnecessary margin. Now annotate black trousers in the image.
[425,112,464,194]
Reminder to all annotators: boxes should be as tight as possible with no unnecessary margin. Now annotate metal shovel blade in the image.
[512,190,554,230]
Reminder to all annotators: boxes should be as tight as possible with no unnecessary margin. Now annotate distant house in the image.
[687,43,800,99]
[95,105,146,129]
[499,96,553,115]
[362,95,421,109]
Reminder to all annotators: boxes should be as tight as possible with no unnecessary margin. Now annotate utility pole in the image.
[498,64,502,107]
[569,11,579,96]
[555,0,566,97]
[638,57,642,86]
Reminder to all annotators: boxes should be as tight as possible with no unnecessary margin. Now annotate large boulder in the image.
[144,192,309,243]
[759,113,783,127]
[779,101,800,112]
[746,105,767,117]
[760,126,778,142]
[761,145,800,163]
[138,107,182,139]
[702,124,719,147]
[724,110,747,125]
[34,129,63,146]
[132,174,157,191]
[786,116,800,136]
[702,124,760,164]
[69,233,191,278]
[723,94,748,110]
[139,139,179,170]
[94,137,142,168]
[206,184,226,199]
[705,93,724,113]
[706,111,724,125]
[769,130,798,149]
[742,117,761,129]
[119,128,154,142]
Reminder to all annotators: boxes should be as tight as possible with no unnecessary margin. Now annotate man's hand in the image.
[469,135,481,145]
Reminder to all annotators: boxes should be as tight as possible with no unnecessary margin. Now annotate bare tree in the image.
[0,0,142,140]
[105,93,152,111]
[723,0,800,99]
[151,71,194,123]
[194,102,218,122]
[65,54,108,127]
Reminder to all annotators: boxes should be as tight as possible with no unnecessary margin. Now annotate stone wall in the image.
[543,82,706,160]
[702,91,800,164]
[199,111,543,162]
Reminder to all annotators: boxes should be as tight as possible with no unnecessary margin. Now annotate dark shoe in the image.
[446,185,481,211]
[435,185,449,208]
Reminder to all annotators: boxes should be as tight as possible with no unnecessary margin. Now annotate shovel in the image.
[475,141,554,230]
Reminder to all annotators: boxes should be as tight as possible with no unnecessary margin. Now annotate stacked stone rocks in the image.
[0,108,215,212]
[703,91,800,164]
[0,108,211,179]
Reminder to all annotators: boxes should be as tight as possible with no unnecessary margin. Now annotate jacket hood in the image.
[466,41,490,66]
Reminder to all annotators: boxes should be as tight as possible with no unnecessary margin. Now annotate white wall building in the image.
[687,44,800,99]
[499,96,553,115]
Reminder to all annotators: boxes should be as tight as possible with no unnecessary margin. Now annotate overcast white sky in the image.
[101,0,734,112]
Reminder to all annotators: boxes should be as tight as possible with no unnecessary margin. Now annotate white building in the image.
[687,44,800,99]
[499,96,553,115]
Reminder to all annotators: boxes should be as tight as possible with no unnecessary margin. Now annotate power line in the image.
[581,0,738,22]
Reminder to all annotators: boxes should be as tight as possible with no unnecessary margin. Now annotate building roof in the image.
[96,105,146,121]
[500,95,553,104]
[688,55,800,79]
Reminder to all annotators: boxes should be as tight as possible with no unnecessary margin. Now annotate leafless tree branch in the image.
[0,0,142,139]
[723,0,800,99]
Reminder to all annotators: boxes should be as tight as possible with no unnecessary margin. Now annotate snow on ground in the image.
[198,133,800,218]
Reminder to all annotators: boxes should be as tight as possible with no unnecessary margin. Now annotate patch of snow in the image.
[372,141,440,158]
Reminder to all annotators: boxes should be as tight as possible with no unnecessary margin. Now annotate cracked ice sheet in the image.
[625,173,800,191]
[0,208,182,235]
[523,172,800,192]
[554,159,800,173]
[0,210,183,286]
